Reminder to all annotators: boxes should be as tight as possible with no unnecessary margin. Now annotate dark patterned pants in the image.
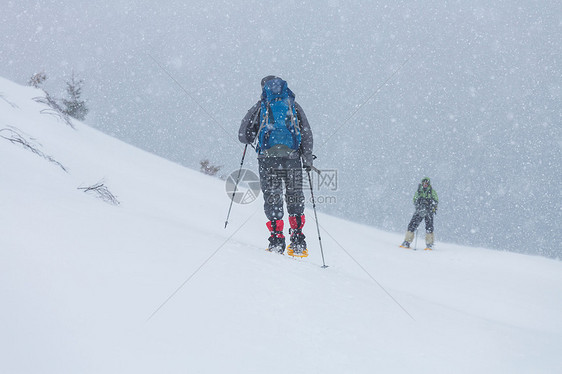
[407,207,434,233]
[258,157,305,221]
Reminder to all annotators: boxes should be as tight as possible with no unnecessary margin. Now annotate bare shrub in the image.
[0,127,67,172]
[200,159,221,176]
[28,72,47,88]
[0,93,18,108]
[78,181,120,205]
[33,92,75,129]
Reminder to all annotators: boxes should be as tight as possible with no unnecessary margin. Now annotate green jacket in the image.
[413,180,438,210]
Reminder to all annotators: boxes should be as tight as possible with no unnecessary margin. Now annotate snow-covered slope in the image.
[1,77,561,373]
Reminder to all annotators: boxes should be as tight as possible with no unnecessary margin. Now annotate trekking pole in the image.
[224,144,248,229]
[306,169,328,268]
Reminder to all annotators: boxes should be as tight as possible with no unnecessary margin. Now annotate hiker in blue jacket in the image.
[239,76,313,257]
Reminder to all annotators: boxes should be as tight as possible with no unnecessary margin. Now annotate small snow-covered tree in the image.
[62,72,89,121]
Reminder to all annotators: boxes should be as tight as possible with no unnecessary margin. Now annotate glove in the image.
[432,206,438,214]
[303,163,312,172]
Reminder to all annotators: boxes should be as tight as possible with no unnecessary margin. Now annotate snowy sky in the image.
[1,0,560,258]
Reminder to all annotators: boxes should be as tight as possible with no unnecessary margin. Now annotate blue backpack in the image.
[256,78,301,156]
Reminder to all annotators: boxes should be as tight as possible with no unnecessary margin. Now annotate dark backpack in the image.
[256,78,301,156]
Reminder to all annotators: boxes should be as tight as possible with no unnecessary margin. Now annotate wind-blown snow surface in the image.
[1,77,561,373]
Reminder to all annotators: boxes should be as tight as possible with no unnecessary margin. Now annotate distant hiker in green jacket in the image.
[400,177,439,250]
